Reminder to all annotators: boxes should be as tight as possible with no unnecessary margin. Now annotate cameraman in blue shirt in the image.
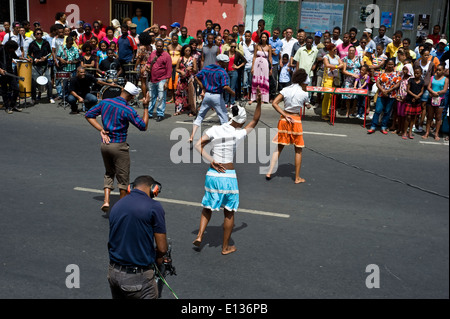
[107,175,168,299]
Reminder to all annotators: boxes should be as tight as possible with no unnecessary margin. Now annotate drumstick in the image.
[1,72,25,81]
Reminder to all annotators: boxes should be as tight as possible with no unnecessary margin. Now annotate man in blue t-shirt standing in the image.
[107,175,168,299]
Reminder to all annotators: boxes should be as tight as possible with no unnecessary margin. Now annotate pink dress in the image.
[251,50,270,103]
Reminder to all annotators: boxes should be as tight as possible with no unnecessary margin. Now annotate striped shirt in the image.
[196,64,229,94]
[85,96,146,143]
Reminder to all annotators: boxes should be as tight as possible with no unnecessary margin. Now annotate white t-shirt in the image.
[280,37,297,59]
[205,123,247,163]
[331,38,343,47]
[280,83,309,114]
[242,41,254,70]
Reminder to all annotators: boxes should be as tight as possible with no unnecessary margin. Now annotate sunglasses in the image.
[35,33,43,35]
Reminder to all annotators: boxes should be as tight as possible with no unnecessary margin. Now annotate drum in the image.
[17,60,32,98]
[36,76,48,92]
[117,77,126,86]
[105,69,118,83]
[85,67,97,76]
[55,72,71,80]
[100,85,122,100]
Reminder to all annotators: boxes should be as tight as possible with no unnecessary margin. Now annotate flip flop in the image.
[408,136,414,139]
[402,136,407,140]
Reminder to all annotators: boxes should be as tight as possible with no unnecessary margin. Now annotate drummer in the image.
[0,40,22,114]
[67,66,118,114]
[27,28,53,105]
[98,48,123,78]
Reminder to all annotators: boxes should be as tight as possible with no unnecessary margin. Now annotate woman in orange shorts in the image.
[265,69,310,184]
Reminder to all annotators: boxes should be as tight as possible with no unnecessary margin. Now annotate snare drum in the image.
[99,85,122,100]
[56,72,71,80]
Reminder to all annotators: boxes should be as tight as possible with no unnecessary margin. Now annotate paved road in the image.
[0,100,448,299]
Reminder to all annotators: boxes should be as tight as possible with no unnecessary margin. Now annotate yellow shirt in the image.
[386,42,402,58]
[363,55,373,66]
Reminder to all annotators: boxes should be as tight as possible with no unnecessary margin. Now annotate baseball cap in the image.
[315,31,322,37]
[129,23,137,28]
[364,28,372,34]
[83,23,92,29]
[217,54,230,63]
[160,25,167,30]
[171,22,181,28]
[425,39,434,45]
[438,39,448,45]
[365,47,374,54]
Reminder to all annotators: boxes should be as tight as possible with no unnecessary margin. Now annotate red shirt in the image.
[252,30,271,43]
[427,34,441,45]
[78,32,94,45]
[227,55,235,71]
[93,30,106,42]
[147,51,172,83]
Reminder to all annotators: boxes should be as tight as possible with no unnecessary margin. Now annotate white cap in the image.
[364,28,372,34]
[438,39,448,45]
[124,82,140,96]
[217,54,230,63]
[425,39,434,44]
[230,105,247,124]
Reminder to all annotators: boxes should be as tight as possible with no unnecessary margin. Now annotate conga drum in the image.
[17,60,32,98]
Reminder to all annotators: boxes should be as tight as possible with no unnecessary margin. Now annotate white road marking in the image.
[419,141,449,146]
[303,131,348,137]
[74,187,290,218]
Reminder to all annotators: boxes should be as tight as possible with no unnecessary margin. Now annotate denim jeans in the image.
[193,92,228,127]
[371,97,395,130]
[224,70,238,105]
[67,93,98,112]
[357,95,366,116]
[148,79,167,117]
[243,68,252,90]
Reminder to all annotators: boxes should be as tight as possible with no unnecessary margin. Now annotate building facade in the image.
[0,0,448,41]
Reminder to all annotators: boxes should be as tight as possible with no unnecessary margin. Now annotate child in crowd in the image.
[354,64,370,119]
[97,40,109,65]
[109,42,119,58]
[278,54,293,91]
[395,64,414,137]
[403,66,424,139]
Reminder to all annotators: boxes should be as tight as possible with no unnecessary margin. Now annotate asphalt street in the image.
[0,99,448,299]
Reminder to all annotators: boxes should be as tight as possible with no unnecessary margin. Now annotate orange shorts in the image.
[273,114,305,148]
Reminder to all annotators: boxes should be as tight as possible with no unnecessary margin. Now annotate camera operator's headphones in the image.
[127,180,162,198]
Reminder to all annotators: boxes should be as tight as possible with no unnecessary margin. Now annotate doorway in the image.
[111,0,152,26]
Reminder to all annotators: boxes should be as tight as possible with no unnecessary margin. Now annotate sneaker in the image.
[6,108,13,114]
[413,127,423,133]
[50,98,55,104]
[381,130,388,135]
[367,129,375,134]
[356,114,361,119]
[156,116,164,122]
[12,107,23,112]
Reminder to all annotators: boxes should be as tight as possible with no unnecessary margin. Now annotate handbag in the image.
[430,76,444,107]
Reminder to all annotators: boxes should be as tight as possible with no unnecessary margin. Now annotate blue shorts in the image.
[201,168,239,212]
